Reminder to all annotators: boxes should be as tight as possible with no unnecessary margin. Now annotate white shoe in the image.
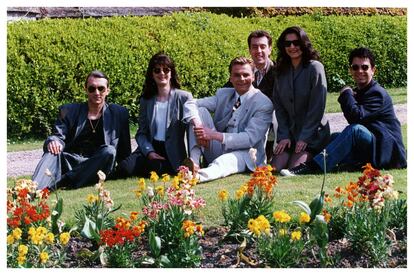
[280,168,296,177]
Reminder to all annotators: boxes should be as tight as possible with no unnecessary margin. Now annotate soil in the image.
[63,226,407,268]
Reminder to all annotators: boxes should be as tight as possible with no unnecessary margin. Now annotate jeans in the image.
[313,124,374,172]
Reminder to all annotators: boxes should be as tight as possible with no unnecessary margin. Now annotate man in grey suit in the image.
[32,70,131,190]
[183,57,273,182]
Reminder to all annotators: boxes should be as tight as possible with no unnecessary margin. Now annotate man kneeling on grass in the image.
[280,47,406,176]
[32,70,131,189]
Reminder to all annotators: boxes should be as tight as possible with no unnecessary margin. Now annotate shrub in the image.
[7,12,406,139]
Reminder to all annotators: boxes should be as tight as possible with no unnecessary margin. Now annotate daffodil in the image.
[218,190,229,201]
[299,212,311,224]
[291,230,301,241]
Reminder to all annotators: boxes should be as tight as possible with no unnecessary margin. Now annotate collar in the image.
[254,58,272,74]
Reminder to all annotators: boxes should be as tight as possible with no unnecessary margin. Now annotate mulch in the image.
[63,226,407,268]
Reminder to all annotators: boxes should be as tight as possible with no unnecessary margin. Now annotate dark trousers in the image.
[117,140,174,178]
[32,145,116,190]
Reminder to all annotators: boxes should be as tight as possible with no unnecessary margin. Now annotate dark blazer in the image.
[223,61,276,100]
[44,102,131,164]
[338,80,406,169]
[136,89,193,171]
[273,60,330,153]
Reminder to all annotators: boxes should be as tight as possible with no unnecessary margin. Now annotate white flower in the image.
[147,187,154,198]
[97,170,106,182]
[249,148,257,164]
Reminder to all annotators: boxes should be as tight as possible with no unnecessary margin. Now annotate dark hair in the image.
[248,30,272,48]
[275,26,320,75]
[228,56,255,74]
[142,52,181,99]
[84,70,109,87]
[348,47,376,68]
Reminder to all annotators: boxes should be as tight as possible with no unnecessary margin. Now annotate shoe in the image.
[280,163,314,177]
[182,158,199,176]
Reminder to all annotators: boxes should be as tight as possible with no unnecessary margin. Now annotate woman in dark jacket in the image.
[117,53,193,177]
[271,26,330,172]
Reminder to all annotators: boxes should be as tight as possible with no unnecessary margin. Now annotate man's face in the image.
[230,63,254,95]
[349,57,375,89]
[85,76,109,105]
[249,36,272,68]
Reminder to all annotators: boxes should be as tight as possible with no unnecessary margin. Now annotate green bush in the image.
[7,12,406,139]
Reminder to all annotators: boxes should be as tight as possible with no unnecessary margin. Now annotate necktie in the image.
[232,96,241,112]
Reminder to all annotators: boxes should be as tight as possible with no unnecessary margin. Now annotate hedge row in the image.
[196,7,407,17]
[7,12,407,139]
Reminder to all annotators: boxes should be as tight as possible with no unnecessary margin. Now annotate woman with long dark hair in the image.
[117,52,193,177]
[271,26,330,172]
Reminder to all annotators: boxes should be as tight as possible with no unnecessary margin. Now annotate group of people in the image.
[32,26,407,190]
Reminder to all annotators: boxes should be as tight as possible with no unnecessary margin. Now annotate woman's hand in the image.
[274,139,291,155]
[147,152,166,160]
[295,140,308,153]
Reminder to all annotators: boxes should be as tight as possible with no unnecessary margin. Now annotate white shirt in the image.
[154,100,168,141]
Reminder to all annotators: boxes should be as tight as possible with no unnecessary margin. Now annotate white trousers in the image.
[188,107,248,182]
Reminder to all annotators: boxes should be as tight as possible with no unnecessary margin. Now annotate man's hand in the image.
[274,139,291,155]
[47,141,63,155]
[295,140,308,153]
[147,152,166,160]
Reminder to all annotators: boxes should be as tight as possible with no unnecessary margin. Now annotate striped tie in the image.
[232,97,241,112]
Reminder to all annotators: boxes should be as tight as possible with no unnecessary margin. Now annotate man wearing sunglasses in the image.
[32,70,131,189]
[281,47,406,176]
[183,56,273,182]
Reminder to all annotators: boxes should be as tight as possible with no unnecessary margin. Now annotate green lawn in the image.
[325,87,406,113]
[7,167,407,229]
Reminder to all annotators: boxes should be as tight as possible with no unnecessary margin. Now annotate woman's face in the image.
[284,33,303,62]
[152,64,171,87]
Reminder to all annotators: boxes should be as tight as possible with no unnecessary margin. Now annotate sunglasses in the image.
[283,40,300,47]
[153,67,171,74]
[87,86,106,93]
[351,64,370,71]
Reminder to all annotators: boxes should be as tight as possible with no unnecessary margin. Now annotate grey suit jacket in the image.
[44,102,131,163]
[136,89,193,171]
[184,87,273,168]
[273,60,330,153]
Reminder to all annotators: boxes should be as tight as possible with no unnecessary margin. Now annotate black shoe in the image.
[280,163,315,177]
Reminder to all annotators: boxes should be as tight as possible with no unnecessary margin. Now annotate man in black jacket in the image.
[281,47,406,176]
[32,70,131,189]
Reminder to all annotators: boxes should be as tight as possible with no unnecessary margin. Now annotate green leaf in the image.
[309,192,325,221]
[81,216,100,242]
[149,230,161,257]
[291,200,311,215]
[51,197,63,234]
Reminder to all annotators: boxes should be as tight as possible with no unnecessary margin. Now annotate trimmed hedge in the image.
[7,12,406,139]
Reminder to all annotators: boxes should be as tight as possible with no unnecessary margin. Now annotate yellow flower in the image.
[171,176,180,189]
[87,194,98,204]
[59,232,70,245]
[162,174,170,183]
[134,190,142,198]
[248,219,260,236]
[218,190,229,201]
[256,215,270,234]
[7,234,15,245]
[137,178,146,190]
[45,232,55,244]
[150,171,159,182]
[182,220,196,238]
[28,227,36,237]
[40,251,49,264]
[155,185,164,196]
[299,212,311,224]
[17,255,26,265]
[291,230,302,241]
[12,228,22,240]
[273,210,291,223]
[18,244,29,255]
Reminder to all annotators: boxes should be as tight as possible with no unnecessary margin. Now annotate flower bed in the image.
[7,164,406,268]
